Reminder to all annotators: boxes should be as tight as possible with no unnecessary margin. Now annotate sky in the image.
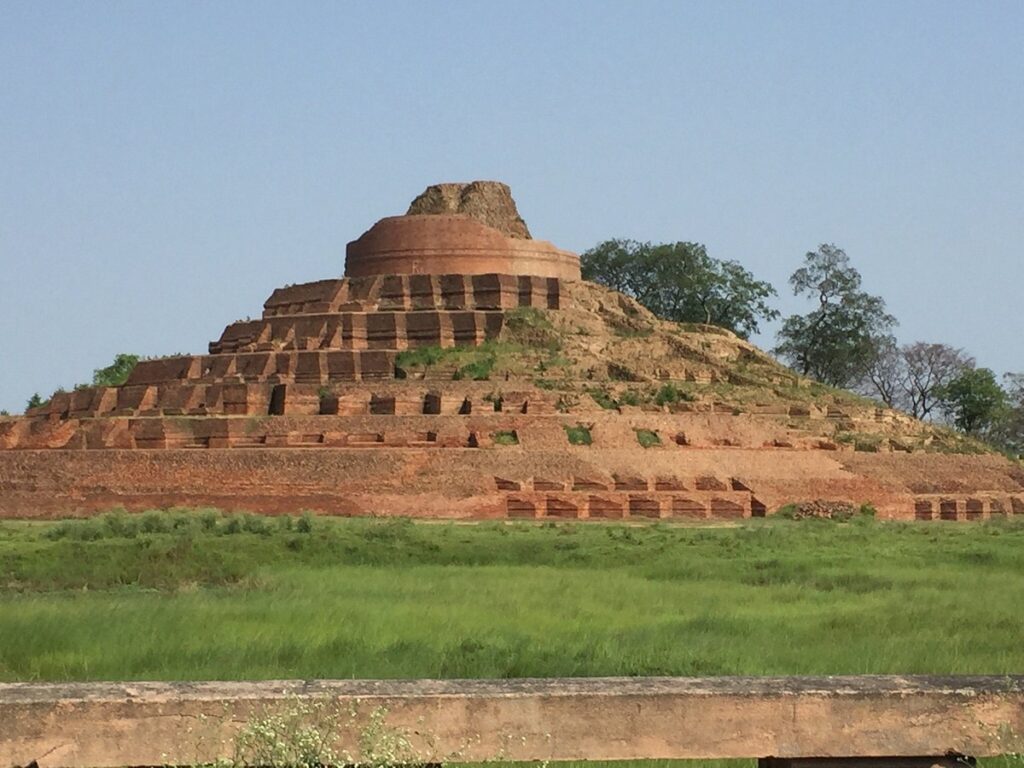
[1,0,1022,412]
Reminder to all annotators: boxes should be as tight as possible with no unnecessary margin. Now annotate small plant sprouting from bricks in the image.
[564,424,592,445]
[188,698,432,768]
[492,430,519,446]
[635,428,661,448]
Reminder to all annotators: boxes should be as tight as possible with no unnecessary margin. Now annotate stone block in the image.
[408,274,438,309]
[377,275,409,310]
[295,351,326,383]
[587,495,624,519]
[914,499,935,520]
[671,496,707,518]
[628,495,662,518]
[116,386,157,414]
[340,314,368,350]
[506,496,537,518]
[405,311,446,348]
[470,273,518,309]
[440,274,469,309]
[544,495,580,518]
[710,496,748,518]
[450,312,481,345]
[326,351,359,381]
[366,313,405,350]
[359,350,396,380]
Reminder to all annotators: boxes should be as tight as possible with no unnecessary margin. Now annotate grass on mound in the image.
[1,512,1024,683]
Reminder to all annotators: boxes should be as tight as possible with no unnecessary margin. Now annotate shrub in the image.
[853,435,884,453]
[654,383,692,406]
[636,429,661,448]
[394,346,446,369]
[101,510,139,538]
[221,516,243,535]
[296,511,315,534]
[619,390,641,407]
[198,509,220,531]
[565,424,593,445]
[242,514,272,535]
[454,355,495,381]
[587,388,618,409]
[140,510,171,534]
[492,430,519,446]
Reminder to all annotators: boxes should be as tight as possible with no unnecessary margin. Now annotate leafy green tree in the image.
[581,239,778,339]
[774,244,896,388]
[996,374,1024,456]
[936,367,1006,435]
[25,393,44,412]
[92,353,139,388]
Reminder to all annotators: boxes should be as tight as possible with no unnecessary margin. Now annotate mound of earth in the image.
[1,181,1021,521]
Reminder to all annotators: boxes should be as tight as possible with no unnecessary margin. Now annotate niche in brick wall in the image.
[268,384,286,415]
[423,393,441,414]
[370,395,395,415]
[915,500,934,520]
[965,498,984,520]
[939,499,958,520]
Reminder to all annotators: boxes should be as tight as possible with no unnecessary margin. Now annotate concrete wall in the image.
[3,676,1023,767]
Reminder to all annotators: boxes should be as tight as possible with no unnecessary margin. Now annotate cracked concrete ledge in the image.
[2,676,1023,767]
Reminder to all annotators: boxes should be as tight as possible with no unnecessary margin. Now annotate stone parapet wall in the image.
[4,676,1024,767]
[262,273,563,317]
[208,310,507,355]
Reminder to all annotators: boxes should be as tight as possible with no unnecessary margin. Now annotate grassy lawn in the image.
[1,512,1023,683]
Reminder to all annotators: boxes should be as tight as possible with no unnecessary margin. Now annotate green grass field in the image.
[2,511,1023,682]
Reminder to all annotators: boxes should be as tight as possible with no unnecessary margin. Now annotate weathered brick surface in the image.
[3,185,1022,522]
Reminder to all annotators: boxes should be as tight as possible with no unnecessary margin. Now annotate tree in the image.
[863,338,903,408]
[25,393,44,412]
[990,373,1024,456]
[900,342,974,420]
[581,239,779,339]
[862,341,974,419]
[92,353,139,388]
[936,367,1006,435]
[774,244,896,388]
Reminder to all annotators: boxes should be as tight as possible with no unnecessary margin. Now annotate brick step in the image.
[913,494,1024,520]
[210,310,507,355]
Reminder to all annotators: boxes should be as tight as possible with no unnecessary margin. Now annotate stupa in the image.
[0,182,1021,520]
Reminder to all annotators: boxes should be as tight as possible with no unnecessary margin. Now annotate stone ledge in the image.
[2,675,1023,767]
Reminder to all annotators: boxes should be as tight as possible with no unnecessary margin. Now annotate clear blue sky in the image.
[1,1,1021,412]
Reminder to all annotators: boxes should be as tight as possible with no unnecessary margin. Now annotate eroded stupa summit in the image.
[0,181,1021,520]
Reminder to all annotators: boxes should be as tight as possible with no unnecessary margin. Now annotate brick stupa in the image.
[1,182,1022,520]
